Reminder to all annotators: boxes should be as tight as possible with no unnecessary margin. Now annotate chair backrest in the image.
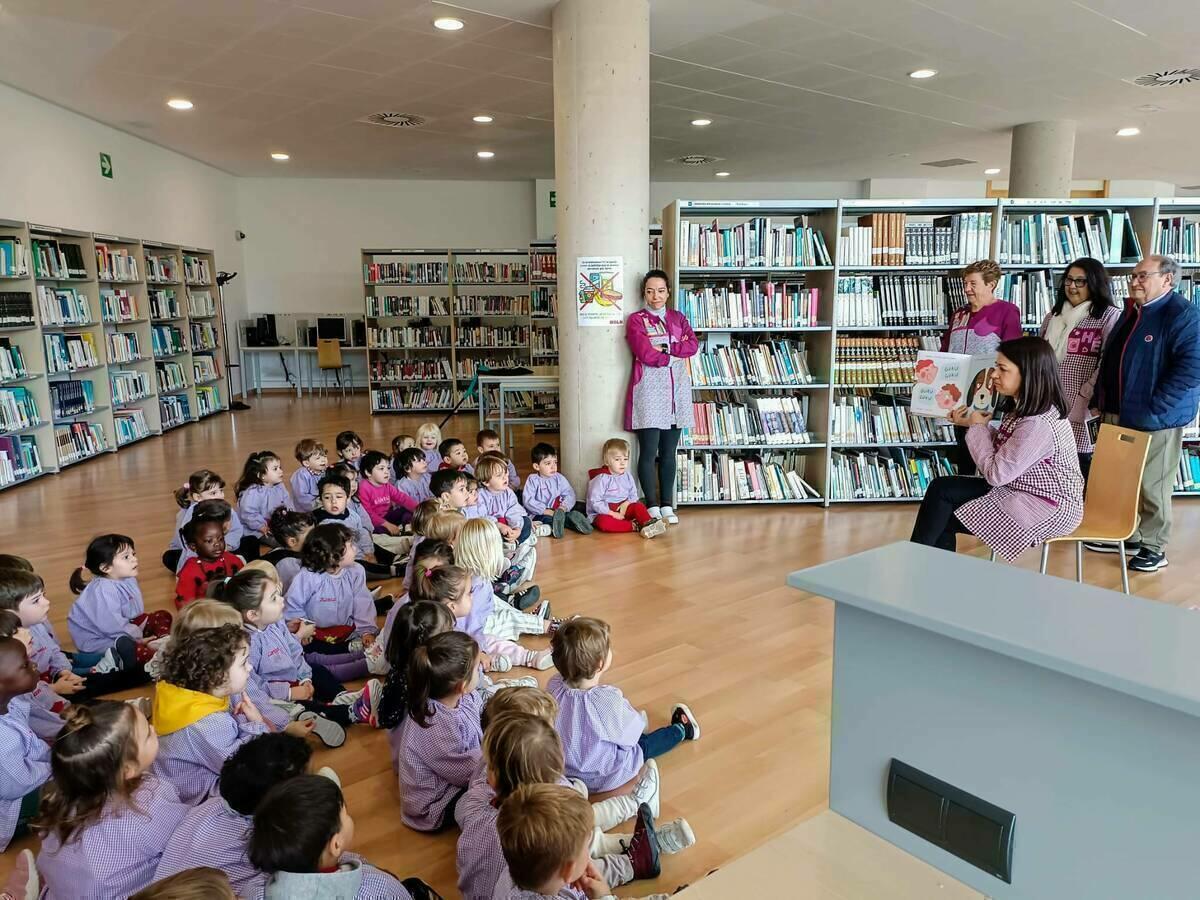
[1085,423,1152,539]
[316,339,342,369]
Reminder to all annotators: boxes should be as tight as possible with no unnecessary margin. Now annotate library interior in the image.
[2,0,1200,897]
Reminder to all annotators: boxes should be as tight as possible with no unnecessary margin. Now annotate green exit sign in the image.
[99,152,113,179]
[549,190,556,208]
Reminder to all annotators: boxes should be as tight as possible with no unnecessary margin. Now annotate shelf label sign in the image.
[576,256,624,327]
[99,153,113,179]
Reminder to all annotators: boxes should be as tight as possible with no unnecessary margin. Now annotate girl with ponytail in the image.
[378,600,455,767]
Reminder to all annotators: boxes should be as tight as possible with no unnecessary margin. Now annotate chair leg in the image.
[1119,541,1130,595]
[1040,543,1049,574]
[989,549,997,562]
[1075,541,1083,583]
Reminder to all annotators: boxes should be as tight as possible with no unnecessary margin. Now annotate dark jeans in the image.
[1078,452,1092,482]
[635,427,683,507]
[638,723,686,760]
[910,475,991,552]
[309,662,346,703]
[952,426,977,477]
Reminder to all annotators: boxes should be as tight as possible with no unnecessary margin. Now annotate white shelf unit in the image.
[145,240,195,431]
[181,246,228,420]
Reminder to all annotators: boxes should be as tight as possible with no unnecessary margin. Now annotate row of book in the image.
[45,333,99,373]
[373,387,455,410]
[455,325,530,348]
[0,386,40,432]
[832,392,955,445]
[687,339,814,387]
[33,239,87,280]
[998,212,1141,265]
[0,340,27,382]
[368,325,450,349]
[157,362,188,393]
[996,272,1056,326]
[114,409,151,446]
[839,213,993,267]
[1155,217,1200,264]
[190,322,218,351]
[183,255,211,285]
[679,282,821,329]
[160,394,191,429]
[95,244,139,282]
[681,397,812,446]
[364,261,449,285]
[107,332,142,364]
[829,448,956,500]
[650,234,663,270]
[532,328,558,356]
[678,216,833,268]
[454,356,523,380]
[466,389,557,418]
[146,253,178,283]
[0,237,29,278]
[48,379,95,419]
[455,262,527,284]
[0,434,41,487]
[530,251,557,280]
[100,289,138,323]
[370,358,453,383]
[111,370,152,405]
[151,326,186,358]
[0,292,34,327]
[455,296,530,316]
[188,291,216,318]
[531,285,557,317]
[368,296,451,318]
[674,449,822,503]
[55,421,106,464]
[1174,446,1200,493]
[195,385,221,416]
[834,274,966,328]
[194,356,220,383]
[149,289,181,320]
[37,286,92,326]
[835,335,937,386]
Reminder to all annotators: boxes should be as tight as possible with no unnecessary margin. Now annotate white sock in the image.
[591,792,638,831]
[590,827,631,858]
[647,506,661,519]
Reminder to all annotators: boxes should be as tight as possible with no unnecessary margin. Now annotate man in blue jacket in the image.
[1089,255,1200,572]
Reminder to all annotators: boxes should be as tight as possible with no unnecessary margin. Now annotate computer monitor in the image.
[316,317,347,344]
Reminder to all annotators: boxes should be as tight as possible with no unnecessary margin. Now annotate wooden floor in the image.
[3,392,1199,896]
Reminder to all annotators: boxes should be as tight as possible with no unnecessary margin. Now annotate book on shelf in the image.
[836,335,934,386]
[1185,409,1200,442]
[910,351,998,418]
[151,325,187,357]
[55,421,106,462]
[687,339,813,387]
[679,281,820,329]
[189,322,218,351]
[368,295,450,317]
[372,387,454,411]
[0,292,35,327]
[454,261,528,283]
[364,261,448,284]
[1156,216,1200,264]
[0,386,40,432]
[531,285,557,317]
[95,245,139,282]
[160,393,191,427]
[999,211,1142,265]
[370,357,452,383]
[455,324,529,348]
[195,384,221,415]
[44,332,99,373]
[368,324,450,349]
[0,237,30,278]
[183,255,212,285]
[0,339,27,382]
[149,289,181,319]
[0,433,41,486]
[48,379,95,418]
[675,448,821,502]
[110,369,152,404]
[531,251,557,280]
[678,216,832,268]
[454,356,524,380]
[834,274,962,327]
[37,286,92,326]
[193,355,220,383]
[454,295,531,316]
[840,212,992,267]
[475,388,557,417]
[650,233,663,270]
[833,390,956,444]
[682,396,812,446]
[187,290,216,318]
[100,289,138,323]
[32,239,87,280]
[1176,444,1200,493]
[532,328,558,356]
[145,253,178,283]
[156,361,188,392]
[996,270,1055,326]
[830,448,956,500]
[114,408,151,445]
[106,331,142,364]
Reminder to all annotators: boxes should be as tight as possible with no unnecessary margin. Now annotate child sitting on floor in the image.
[357,450,419,536]
[476,429,521,490]
[438,437,474,474]
[289,439,328,512]
[35,702,189,899]
[131,867,236,900]
[262,508,313,593]
[174,518,244,609]
[235,451,295,540]
[402,502,464,590]
[335,430,365,471]
[330,461,410,560]
[0,637,52,852]
[524,442,593,538]
[395,447,434,503]
[416,422,442,471]
[475,455,532,545]
[0,608,65,741]
[166,469,255,570]
[312,474,396,581]
[586,439,666,539]
[171,499,244,577]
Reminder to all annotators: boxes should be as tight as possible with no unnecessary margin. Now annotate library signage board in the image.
[576,256,624,326]
[99,153,113,179]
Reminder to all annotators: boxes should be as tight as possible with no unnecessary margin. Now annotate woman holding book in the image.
[624,268,698,525]
[910,336,1084,560]
[942,259,1023,474]
[1039,257,1121,477]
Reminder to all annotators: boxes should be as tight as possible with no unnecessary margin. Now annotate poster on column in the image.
[576,256,624,327]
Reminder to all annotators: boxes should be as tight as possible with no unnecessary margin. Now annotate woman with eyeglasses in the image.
[1038,257,1120,476]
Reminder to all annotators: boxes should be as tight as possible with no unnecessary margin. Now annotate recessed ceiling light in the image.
[908,68,938,79]
[715,171,730,177]
[476,150,495,159]
[691,118,712,127]
[984,167,1001,175]
[472,115,494,123]
[166,98,193,110]
[271,152,290,161]
[1116,126,1140,137]
[434,16,464,30]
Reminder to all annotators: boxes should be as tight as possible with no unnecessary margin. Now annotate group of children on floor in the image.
[0,423,697,899]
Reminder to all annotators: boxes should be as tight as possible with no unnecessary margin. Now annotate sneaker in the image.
[350,678,383,726]
[661,505,678,525]
[298,711,347,748]
[565,510,593,534]
[625,803,662,880]
[671,703,701,740]
[1128,549,1169,572]
[1,849,38,900]
[364,640,389,675]
[632,759,660,818]
[534,522,552,538]
[91,647,121,674]
[496,676,539,689]
[530,648,556,671]
[369,586,383,599]
[654,817,695,855]
[503,540,517,554]
[316,765,342,788]
[640,518,668,540]
[511,585,541,611]
[647,506,662,520]
[548,614,579,635]
[348,638,364,655]
[1084,540,1141,554]
[551,507,567,539]
[533,600,552,621]
[374,594,395,616]
[332,687,363,706]
[489,654,514,673]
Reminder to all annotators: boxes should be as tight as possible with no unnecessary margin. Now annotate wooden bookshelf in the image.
[452,249,531,415]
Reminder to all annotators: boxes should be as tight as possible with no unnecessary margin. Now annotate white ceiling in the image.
[0,0,1199,183]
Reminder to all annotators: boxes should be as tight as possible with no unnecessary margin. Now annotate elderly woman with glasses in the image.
[1038,256,1121,476]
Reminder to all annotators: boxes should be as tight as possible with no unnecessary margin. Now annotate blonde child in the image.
[476,455,531,545]
[290,439,329,512]
[132,868,236,900]
[404,507,466,592]
[261,508,313,593]
[235,451,295,538]
[165,469,254,570]
[335,430,365,470]
[549,618,699,793]
[586,439,666,538]
[416,421,443,471]
[35,702,188,898]
[476,429,521,489]
[0,637,52,852]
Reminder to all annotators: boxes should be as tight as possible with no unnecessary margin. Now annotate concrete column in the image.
[552,0,650,494]
[1008,121,1076,197]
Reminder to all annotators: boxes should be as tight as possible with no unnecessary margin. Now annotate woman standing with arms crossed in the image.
[942,259,1023,475]
[1039,257,1120,477]
[624,269,698,525]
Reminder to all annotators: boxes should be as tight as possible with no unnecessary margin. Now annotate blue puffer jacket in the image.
[1098,290,1200,431]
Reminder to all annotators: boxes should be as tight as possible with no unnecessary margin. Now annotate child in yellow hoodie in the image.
[150,623,269,804]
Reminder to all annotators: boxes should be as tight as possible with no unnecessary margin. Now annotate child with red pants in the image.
[585,439,668,538]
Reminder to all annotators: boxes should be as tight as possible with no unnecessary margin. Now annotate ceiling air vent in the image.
[671,155,720,166]
[359,112,428,128]
[1134,69,1200,87]
[922,158,976,168]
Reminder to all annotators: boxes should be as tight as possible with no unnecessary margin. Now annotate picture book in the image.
[910,351,998,418]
